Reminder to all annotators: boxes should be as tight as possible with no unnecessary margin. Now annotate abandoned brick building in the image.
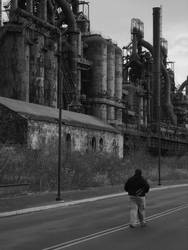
[0,1,188,157]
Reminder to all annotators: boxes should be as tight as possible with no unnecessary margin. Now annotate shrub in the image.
[0,144,188,192]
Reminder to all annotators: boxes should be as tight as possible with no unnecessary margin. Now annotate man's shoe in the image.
[129,224,136,228]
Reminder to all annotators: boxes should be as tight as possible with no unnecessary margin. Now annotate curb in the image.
[0,183,188,218]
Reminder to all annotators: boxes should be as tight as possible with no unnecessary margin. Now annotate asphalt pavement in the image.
[1,183,188,218]
[0,184,188,250]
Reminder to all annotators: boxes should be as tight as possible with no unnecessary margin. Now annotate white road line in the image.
[42,203,188,250]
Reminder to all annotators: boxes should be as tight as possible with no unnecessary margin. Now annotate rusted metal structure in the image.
[0,1,188,156]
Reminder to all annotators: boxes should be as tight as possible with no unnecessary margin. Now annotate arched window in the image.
[91,137,96,152]
[99,138,103,152]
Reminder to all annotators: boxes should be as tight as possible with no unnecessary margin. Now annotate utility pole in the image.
[153,7,161,185]
[56,30,63,201]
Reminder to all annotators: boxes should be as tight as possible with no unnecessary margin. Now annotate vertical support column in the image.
[153,7,161,122]
[153,7,161,185]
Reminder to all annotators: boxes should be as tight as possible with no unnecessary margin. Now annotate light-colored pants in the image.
[129,195,146,226]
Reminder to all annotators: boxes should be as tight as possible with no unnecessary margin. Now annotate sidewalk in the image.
[0,180,188,218]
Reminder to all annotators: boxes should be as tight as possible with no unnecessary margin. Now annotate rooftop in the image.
[0,96,119,133]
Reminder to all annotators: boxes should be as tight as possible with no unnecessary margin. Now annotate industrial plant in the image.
[0,0,188,157]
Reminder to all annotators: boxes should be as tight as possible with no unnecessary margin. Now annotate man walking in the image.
[124,169,150,228]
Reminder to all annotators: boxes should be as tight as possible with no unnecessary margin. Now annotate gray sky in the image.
[90,0,188,85]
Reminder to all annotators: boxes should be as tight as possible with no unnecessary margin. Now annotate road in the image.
[0,186,188,250]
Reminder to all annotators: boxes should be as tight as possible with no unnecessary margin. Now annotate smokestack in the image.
[152,7,161,122]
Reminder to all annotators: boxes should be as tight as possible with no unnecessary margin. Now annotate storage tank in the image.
[106,39,115,121]
[84,34,107,97]
[84,34,107,121]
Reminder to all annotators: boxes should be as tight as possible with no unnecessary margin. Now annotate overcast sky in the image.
[89,0,188,86]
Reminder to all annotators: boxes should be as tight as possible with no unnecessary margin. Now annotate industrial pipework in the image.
[152,7,161,124]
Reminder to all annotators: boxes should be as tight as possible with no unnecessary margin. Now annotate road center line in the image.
[42,203,188,250]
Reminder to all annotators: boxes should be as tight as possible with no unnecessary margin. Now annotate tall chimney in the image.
[152,7,161,123]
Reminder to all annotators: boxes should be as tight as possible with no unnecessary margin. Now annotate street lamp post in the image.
[158,105,161,185]
[56,30,63,201]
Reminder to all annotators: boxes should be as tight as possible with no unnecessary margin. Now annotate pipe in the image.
[177,79,188,93]
[55,0,77,31]
[16,8,59,32]
[153,7,161,123]
[71,0,79,15]
[55,0,79,105]
[56,2,77,93]
[138,39,176,124]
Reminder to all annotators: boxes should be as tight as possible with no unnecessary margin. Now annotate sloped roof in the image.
[0,96,118,133]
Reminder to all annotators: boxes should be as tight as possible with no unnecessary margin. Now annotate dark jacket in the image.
[124,174,150,197]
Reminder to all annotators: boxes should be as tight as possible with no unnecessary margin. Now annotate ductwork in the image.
[138,39,177,125]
